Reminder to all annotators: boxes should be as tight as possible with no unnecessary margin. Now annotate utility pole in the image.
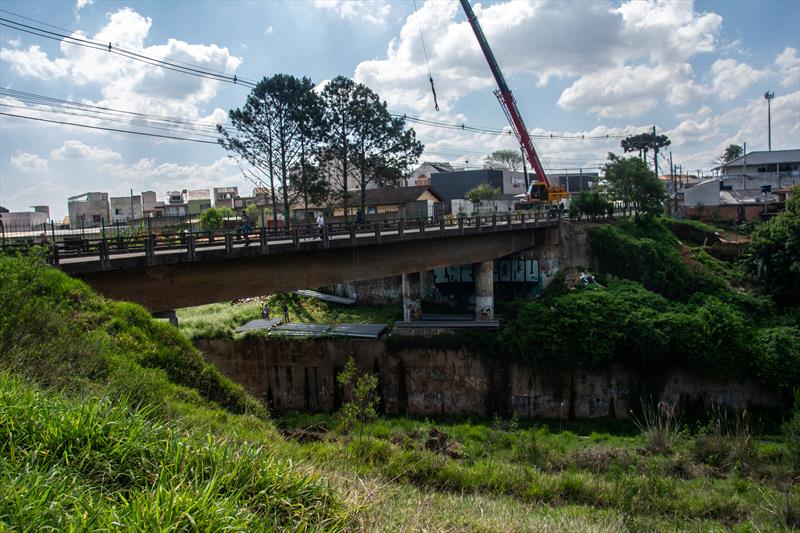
[652,125,659,177]
[669,151,675,215]
[765,91,775,151]
[129,188,134,224]
[520,146,529,190]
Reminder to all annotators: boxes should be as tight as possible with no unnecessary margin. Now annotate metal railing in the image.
[1,210,562,267]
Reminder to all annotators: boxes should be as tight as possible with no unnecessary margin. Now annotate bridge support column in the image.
[152,310,179,328]
[402,272,422,322]
[474,260,494,321]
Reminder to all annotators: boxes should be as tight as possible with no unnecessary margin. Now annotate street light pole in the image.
[765,91,775,151]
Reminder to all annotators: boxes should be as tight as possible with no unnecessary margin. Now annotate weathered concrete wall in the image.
[197,337,777,418]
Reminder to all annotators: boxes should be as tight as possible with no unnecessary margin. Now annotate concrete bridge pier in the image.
[474,260,494,321]
[152,310,179,328]
[402,272,422,321]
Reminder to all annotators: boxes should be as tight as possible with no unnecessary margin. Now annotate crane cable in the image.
[412,0,439,112]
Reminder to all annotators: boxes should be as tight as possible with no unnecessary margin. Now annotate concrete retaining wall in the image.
[197,337,777,418]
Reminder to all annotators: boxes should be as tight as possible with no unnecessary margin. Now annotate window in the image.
[92,215,101,223]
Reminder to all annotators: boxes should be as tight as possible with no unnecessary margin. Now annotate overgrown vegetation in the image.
[177,292,400,340]
[496,216,800,401]
[742,187,800,305]
[279,410,799,531]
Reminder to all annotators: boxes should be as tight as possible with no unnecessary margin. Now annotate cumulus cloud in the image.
[314,0,392,26]
[98,156,244,193]
[710,59,766,100]
[0,45,70,79]
[0,7,241,121]
[51,140,122,161]
[10,152,49,172]
[76,0,93,9]
[775,47,800,88]
[354,0,723,118]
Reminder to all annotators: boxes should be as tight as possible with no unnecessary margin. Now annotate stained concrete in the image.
[196,337,778,418]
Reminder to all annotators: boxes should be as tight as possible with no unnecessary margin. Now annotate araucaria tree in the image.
[321,76,423,218]
[604,153,665,219]
[219,74,326,225]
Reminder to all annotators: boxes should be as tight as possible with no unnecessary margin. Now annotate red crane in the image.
[459,0,567,203]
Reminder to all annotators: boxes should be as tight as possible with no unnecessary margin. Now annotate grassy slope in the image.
[0,252,348,530]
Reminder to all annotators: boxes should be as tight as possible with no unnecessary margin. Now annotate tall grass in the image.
[631,400,683,454]
[0,373,349,530]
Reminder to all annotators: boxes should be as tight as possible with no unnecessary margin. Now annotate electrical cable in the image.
[0,112,219,144]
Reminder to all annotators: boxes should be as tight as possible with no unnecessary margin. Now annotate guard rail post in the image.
[439,216,445,233]
[260,226,268,254]
[186,234,195,261]
[458,215,464,235]
[225,231,233,254]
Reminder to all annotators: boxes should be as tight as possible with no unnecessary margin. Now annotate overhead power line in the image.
[1,10,644,144]
[0,112,219,144]
[0,14,258,87]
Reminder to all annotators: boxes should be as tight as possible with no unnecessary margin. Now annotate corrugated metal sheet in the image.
[235,318,281,333]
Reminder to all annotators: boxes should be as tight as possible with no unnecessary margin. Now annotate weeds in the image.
[631,400,683,454]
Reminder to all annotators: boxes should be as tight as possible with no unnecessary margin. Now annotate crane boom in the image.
[459,0,552,189]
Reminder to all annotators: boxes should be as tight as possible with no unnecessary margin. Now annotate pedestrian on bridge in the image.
[240,212,251,246]
[316,212,325,239]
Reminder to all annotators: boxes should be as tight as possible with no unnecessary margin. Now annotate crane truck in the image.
[459,0,569,207]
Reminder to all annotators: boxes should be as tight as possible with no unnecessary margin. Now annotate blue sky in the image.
[1,0,799,218]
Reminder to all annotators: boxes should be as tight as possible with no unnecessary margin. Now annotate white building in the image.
[686,149,800,207]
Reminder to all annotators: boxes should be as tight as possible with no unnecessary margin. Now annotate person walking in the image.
[315,212,325,239]
[241,212,251,246]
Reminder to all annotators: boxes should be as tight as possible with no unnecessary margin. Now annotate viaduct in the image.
[56,215,569,319]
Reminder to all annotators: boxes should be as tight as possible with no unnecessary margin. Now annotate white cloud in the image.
[265,25,273,34]
[710,59,766,100]
[10,152,49,172]
[7,37,20,48]
[314,0,392,26]
[0,7,242,121]
[666,90,800,168]
[354,0,723,118]
[558,64,673,118]
[98,157,244,193]
[76,0,93,9]
[775,47,800,89]
[0,45,70,79]
[51,140,122,161]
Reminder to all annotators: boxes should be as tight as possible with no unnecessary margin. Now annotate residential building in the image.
[164,190,187,217]
[334,185,442,218]
[410,162,453,186]
[0,206,49,229]
[141,191,164,217]
[68,192,109,229]
[183,189,211,215]
[213,187,239,209]
[110,195,143,222]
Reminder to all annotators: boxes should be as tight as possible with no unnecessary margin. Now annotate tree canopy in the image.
[485,149,523,171]
[742,187,800,305]
[465,183,501,213]
[720,144,744,164]
[320,76,423,218]
[603,153,665,219]
[219,74,327,224]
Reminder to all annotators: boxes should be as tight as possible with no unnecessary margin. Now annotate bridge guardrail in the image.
[1,209,563,267]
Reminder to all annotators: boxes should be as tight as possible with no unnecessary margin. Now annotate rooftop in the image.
[342,186,442,207]
[716,148,800,169]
